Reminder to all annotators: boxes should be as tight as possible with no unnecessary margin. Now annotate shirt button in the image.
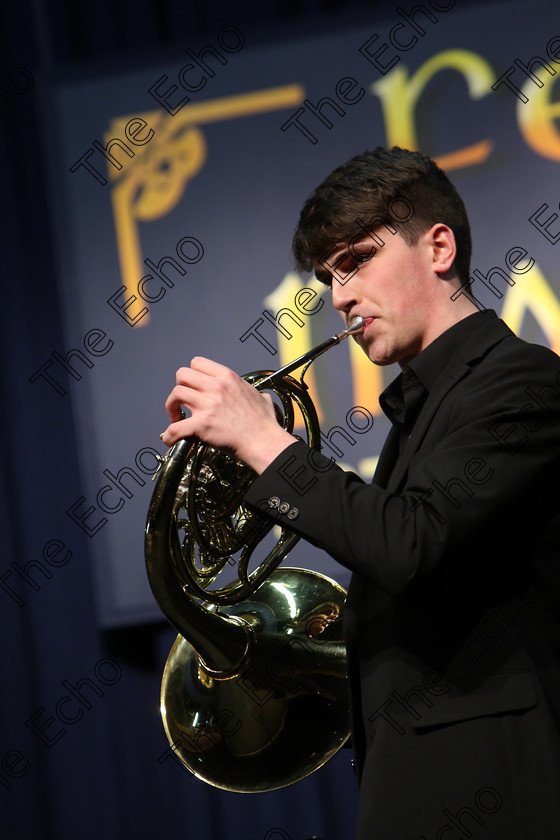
[268,496,280,509]
[287,507,299,520]
[278,501,290,514]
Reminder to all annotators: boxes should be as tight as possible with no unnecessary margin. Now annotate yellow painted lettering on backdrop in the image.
[264,273,326,428]
[517,73,560,161]
[107,85,304,326]
[264,273,383,430]
[500,262,560,354]
[348,331,384,419]
[370,50,495,170]
[109,114,207,325]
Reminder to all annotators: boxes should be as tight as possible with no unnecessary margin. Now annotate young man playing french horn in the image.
[161,147,560,839]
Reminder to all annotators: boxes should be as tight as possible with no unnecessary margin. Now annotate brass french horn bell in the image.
[145,317,364,792]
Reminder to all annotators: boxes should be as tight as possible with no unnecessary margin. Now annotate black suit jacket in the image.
[245,312,560,838]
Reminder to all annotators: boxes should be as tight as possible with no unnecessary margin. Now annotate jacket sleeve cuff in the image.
[243,438,346,530]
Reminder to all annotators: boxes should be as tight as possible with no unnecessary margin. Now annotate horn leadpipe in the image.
[255,316,365,390]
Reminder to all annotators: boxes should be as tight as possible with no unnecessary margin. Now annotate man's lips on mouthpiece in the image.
[348,316,376,333]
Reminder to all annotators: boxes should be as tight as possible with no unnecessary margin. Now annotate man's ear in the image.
[429,224,456,277]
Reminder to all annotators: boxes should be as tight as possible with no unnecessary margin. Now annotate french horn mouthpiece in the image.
[346,316,365,333]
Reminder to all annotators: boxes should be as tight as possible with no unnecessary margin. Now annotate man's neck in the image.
[399,298,480,371]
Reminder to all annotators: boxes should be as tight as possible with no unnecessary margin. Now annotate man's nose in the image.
[331,272,357,314]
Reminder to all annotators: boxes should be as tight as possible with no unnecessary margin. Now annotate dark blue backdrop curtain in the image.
[0,2,364,838]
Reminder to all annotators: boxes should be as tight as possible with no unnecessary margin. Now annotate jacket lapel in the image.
[386,316,513,493]
[386,364,469,492]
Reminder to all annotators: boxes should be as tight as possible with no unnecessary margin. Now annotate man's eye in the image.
[315,249,372,287]
[340,254,370,271]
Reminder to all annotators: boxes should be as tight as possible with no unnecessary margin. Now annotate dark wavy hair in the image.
[292,146,472,284]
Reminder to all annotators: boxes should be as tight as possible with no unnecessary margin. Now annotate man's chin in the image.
[363,340,394,366]
[369,355,395,367]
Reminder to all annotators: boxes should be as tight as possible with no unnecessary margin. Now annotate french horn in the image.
[145,317,364,792]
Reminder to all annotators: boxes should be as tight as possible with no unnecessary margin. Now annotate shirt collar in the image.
[409,309,494,391]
